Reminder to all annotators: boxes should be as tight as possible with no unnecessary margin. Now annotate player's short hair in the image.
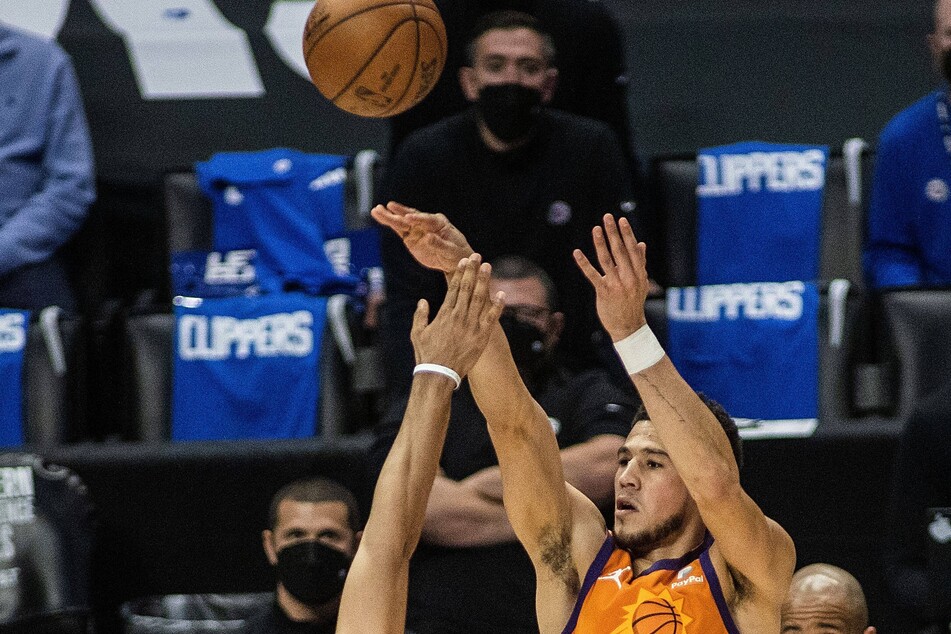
[268,477,361,533]
[631,393,743,470]
[465,10,556,68]
[492,255,559,310]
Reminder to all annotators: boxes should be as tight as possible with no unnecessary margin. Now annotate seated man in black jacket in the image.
[370,255,637,633]
[379,11,637,405]
[244,477,362,634]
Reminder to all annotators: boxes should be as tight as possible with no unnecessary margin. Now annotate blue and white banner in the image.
[171,294,327,441]
[0,310,29,446]
[696,142,827,284]
[196,148,355,295]
[666,282,819,423]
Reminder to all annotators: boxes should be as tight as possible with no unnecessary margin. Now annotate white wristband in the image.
[613,324,665,375]
[413,363,462,390]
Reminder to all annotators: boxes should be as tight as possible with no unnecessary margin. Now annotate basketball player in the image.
[372,201,796,632]
[335,255,504,634]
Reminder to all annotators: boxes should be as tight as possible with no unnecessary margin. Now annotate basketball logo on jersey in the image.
[925,178,949,203]
[611,587,694,634]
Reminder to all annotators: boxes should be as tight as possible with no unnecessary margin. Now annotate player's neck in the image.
[630,521,708,575]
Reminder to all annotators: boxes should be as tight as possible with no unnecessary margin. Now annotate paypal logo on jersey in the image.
[0,313,26,353]
[697,149,825,197]
[178,311,313,360]
[667,281,805,323]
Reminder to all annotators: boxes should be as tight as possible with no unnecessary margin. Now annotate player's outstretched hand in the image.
[573,214,649,342]
[371,201,474,274]
[411,254,504,379]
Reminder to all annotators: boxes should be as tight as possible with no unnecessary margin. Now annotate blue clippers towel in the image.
[0,310,29,446]
[666,282,819,421]
[171,294,327,441]
[196,148,355,294]
[696,142,827,284]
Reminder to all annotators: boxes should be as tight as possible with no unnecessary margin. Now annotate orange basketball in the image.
[302,0,447,118]
[632,598,683,634]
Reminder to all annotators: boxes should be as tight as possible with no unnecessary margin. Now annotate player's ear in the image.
[541,67,558,104]
[459,66,479,101]
[262,529,278,566]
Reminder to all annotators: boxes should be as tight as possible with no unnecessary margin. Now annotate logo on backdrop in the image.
[177,310,314,360]
[697,149,825,197]
[0,314,26,353]
[667,281,805,322]
[926,177,949,203]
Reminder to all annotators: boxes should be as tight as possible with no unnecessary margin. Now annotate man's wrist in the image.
[414,363,462,389]
[613,324,665,375]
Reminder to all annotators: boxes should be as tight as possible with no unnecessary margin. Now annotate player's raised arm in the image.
[371,201,608,632]
[337,256,503,634]
[573,214,796,620]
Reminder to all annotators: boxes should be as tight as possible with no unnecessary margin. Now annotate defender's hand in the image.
[410,254,504,379]
[573,214,649,342]
[371,201,474,273]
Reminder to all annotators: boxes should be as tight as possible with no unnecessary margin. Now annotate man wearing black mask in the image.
[242,477,361,634]
[379,11,637,406]
[369,255,638,634]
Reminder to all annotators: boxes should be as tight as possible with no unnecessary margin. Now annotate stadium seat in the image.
[880,289,951,420]
[124,312,174,441]
[0,453,94,633]
[161,149,383,258]
[650,143,874,288]
[22,309,86,446]
[123,310,364,441]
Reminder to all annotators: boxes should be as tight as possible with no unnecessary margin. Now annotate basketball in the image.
[302,0,447,118]
[632,598,683,634]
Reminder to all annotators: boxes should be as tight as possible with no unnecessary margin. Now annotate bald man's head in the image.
[781,564,876,634]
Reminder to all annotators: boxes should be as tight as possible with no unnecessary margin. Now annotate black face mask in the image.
[476,83,543,142]
[500,313,550,378]
[275,540,350,607]
[942,48,951,84]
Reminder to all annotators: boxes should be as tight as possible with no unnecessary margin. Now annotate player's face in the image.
[264,500,357,565]
[465,28,556,101]
[613,421,695,554]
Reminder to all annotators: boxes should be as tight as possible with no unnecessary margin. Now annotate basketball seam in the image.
[378,16,444,114]
[377,0,422,116]
[329,17,418,103]
[304,1,441,61]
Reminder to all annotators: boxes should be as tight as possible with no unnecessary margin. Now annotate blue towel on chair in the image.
[0,310,29,446]
[696,141,827,284]
[666,282,819,422]
[171,294,327,441]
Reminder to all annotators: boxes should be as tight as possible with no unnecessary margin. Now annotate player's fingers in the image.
[618,217,645,271]
[592,226,615,275]
[411,299,429,342]
[603,214,633,274]
[386,201,416,216]
[483,290,505,327]
[370,204,402,229]
[573,249,603,288]
[453,255,480,315]
[443,258,466,311]
[467,261,492,320]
